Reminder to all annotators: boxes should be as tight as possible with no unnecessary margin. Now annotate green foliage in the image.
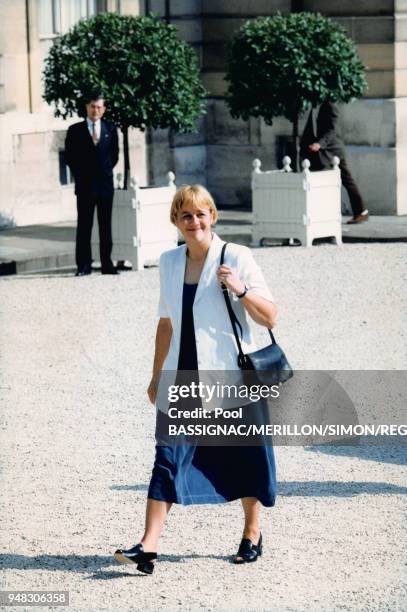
[225,12,367,125]
[43,12,207,132]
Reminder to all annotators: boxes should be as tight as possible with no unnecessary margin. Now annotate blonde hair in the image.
[170,184,218,225]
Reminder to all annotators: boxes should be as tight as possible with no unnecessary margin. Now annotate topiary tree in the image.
[225,12,367,171]
[43,13,207,187]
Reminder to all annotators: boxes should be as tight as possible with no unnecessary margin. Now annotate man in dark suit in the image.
[301,101,368,224]
[65,94,119,275]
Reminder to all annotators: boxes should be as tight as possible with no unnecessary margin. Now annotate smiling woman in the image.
[170,185,219,284]
[114,184,278,573]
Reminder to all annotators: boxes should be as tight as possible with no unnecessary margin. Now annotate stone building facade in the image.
[0,0,146,227]
[149,0,407,215]
[0,0,406,227]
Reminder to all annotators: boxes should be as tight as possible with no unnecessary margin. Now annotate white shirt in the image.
[155,233,275,410]
[86,117,101,142]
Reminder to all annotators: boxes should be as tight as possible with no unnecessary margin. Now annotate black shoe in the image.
[75,265,91,277]
[114,543,157,574]
[101,267,119,275]
[116,260,132,271]
[233,532,263,564]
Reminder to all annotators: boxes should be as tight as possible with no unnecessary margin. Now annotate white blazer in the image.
[157,232,274,372]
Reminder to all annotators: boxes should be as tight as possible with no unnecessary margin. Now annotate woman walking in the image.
[114,185,278,573]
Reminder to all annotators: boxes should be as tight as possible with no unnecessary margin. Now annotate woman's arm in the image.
[239,291,277,329]
[217,258,277,329]
[147,317,173,404]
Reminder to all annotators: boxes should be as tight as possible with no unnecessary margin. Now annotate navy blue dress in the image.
[147,283,277,507]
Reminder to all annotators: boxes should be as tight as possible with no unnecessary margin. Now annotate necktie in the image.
[92,122,98,145]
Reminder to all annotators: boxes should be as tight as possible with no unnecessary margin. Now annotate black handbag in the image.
[220,243,293,386]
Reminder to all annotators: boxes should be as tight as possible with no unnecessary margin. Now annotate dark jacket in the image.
[300,101,346,169]
[65,119,119,197]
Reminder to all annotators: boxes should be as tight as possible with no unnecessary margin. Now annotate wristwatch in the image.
[236,285,249,299]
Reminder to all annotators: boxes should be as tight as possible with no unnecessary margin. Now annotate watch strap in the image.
[236,286,248,299]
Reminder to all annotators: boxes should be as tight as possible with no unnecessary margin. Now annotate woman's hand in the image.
[147,375,159,405]
[216,265,245,296]
[148,318,172,405]
[217,263,277,329]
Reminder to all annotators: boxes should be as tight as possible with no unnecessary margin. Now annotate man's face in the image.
[86,99,106,122]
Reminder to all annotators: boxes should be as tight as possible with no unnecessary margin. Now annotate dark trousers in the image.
[75,194,113,271]
[306,153,365,217]
[338,158,365,217]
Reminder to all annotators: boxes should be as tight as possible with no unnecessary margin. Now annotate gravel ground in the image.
[1,243,406,611]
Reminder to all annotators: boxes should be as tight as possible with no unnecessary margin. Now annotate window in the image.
[39,0,108,90]
[38,0,59,36]
[38,0,107,38]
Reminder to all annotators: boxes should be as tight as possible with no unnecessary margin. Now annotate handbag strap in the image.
[220,243,276,365]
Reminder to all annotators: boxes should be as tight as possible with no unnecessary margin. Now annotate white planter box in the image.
[252,157,342,247]
[92,172,178,270]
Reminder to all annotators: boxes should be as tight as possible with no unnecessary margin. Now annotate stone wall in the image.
[1,1,405,224]
[0,0,31,113]
[147,0,407,214]
[0,0,148,227]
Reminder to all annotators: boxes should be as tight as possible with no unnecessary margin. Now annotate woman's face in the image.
[176,202,214,244]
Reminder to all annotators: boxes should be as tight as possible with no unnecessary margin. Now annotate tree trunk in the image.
[292,113,300,172]
[122,124,130,190]
[291,0,304,12]
[164,0,170,23]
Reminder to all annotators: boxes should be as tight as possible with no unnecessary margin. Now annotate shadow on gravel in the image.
[85,570,145,579]
[305,444,407,466]
[0,554,116,573]
[1,272,77,281]
[110,484,149,491]
[112,476,407,498]
[278,481,407,497]
[0,552,232,579]
[9,275,100,280]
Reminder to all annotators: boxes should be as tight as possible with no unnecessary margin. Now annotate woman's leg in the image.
[241,497,261,542]
[140,498,172,552]
[233,496,262,562]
